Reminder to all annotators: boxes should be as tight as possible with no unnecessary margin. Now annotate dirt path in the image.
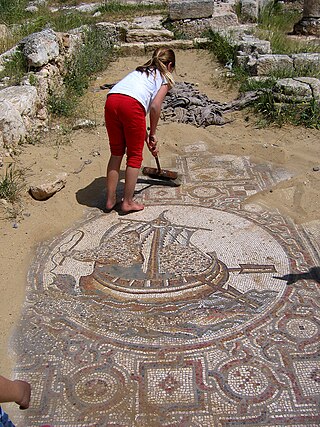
[0,48,319,384]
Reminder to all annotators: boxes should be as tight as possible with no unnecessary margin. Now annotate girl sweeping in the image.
[104,47,175,213]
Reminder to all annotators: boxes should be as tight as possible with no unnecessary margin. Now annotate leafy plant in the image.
[256,1,320,54]
[204,29,236,66]
[0,163,25,203]
[64,26,115,97]
[0,0,29,25]
[97,1,166,16]
[0,50,28,84]
[48,92,76,117]
[253,90,320,129]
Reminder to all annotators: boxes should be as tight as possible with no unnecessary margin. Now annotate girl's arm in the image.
[0,375,31,409]
[149,84,169,138]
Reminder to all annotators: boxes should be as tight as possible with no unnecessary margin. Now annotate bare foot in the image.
[14,380,31,409]
[106,195,116,211]
[121,200,144,213]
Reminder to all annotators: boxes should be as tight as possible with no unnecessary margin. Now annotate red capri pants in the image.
[105,94,146,168]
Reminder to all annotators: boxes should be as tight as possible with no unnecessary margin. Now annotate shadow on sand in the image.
[76,173,179,211]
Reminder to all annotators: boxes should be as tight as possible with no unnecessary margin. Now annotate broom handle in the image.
[155,155,161,173]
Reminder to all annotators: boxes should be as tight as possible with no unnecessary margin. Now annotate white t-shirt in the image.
[108,69,167,113]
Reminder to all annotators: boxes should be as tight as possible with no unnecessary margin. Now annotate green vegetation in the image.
[0,163,25,203]
[48,26,115,117]
[0,0,29,25]
[64,27,114,97]
[254,91,320,129]
[204,30,236,66]
[0,0,166,54]
[256,1,320,54]
[97,1,166,16]
[0,50,28,84]
[205,1,320,128]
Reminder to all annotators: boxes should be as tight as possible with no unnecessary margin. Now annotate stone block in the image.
[292,53,320,73]
[254,54,294,76]
[241,0,259,22]
[29,172,68,201]
[274,78,313,100]
[209,13,239,30]
[238,36,271,54]
[296,77,320,102]
[169,0,214,21]
[126,29,174,43]
[0,100,26,146]
[116,43,145,56]
[0,86,39,116]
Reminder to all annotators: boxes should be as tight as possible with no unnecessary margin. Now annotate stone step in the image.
[116,38,210,55]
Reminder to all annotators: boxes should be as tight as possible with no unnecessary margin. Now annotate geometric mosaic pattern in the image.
[11,143,320,426]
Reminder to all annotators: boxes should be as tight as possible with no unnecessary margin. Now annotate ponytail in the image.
[136,47,175,88]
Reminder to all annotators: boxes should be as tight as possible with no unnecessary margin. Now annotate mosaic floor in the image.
[12,142,320,426]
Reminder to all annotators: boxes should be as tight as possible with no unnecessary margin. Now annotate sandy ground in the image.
[0,49,319,385]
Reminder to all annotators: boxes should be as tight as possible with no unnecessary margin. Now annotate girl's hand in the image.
[147,135,159,157]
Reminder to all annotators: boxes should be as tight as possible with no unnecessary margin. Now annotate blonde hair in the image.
[136,47,175,88]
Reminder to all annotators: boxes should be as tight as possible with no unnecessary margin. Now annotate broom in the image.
[142,155,178,181]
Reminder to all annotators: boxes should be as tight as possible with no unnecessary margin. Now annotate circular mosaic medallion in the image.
[227,365,269,397]
[286,318,318,339]
[38,205,289,349]
[74,372,119,404]
[65,364,126,409]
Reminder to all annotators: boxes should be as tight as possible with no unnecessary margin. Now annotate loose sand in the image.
[0,49,319,382]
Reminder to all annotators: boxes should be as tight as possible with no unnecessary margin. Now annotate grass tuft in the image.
[0,49,28,84]
[0,163,25,203]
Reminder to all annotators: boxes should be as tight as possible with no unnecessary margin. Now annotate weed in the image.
[64,26,114,97]
[240,76,276,93]
[253,90,320,129]
[0,163,25,203]
[48,92,76,117]
[0,0,29,25]
[256,1,320,54]
[28,73,37,86]
[0,50,28,84]
[97,1,166,17]
[204,29,236,66]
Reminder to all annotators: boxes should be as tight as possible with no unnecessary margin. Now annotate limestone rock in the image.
[126,29,174,43]
[72,119,95,130]
[241,0,259,21]
[250,54,294,76]
[293,17,320,36]
[209,13,239,30]
[131,15,165,30]
[169,0,214,21]
[238,36,271,55]
[25,5,38,13]
[0,100,26,146]
[20,28,60,68]
[296,77,320,102]
[0,86,39,116]
[0,24,9,39]
[273,78,314,103]
[29,172,67,200]
[95,22,120,47]
[292,53,320,73]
